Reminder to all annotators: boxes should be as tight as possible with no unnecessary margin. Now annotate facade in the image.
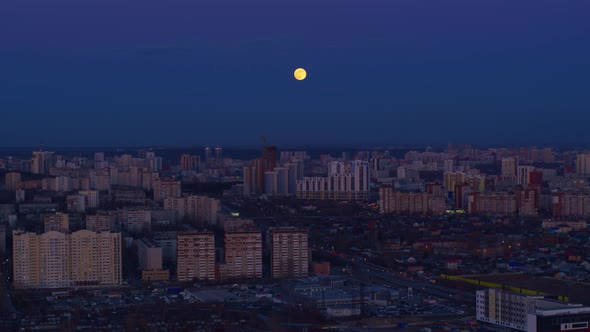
[502,157,518,177]
[576,153,590,176]
[176,232,215,282]
[468,192,517,215]
[124,210,151,234]
[153,179,181,202]
[79,190,99,209]
[5,172,21,191]
[518,165,536,187]
[137,238,163,271]
[43,213,69,233]
[164,195,220,225]
[66,195,85,213]
[153,231,177,266]
[224,224,262,280]
[296,161,370,200]
[180,154,200,172]
[552,193,590,218]
[13,230,122,289]
[379,187,446,215]
[86,213,115,232]
[269,228,308,279]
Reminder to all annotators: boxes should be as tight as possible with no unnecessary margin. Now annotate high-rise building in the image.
[243,165,257,196]
[79,190,99,209]
[153,179,181,202]
[66,195,86,213]
[31,151,54,174]
[251,144,278,194]
[501,157,518,177]
[94,152,105,163]
[576,153,590,176]
[224,223,262,280]
[517,165,535,187]
[0,224,5,259]
[180,154,200,172]
[13,230,122,289]
[552,192,590,218]
[69,230,122,287]
[124,210,151,234]
[16,189,25,203]
[153,231,177,267]
[215,146,222,160]
[468,193,517,215]
[296,161,370,200]
[269,228,308,279]
[137,238,163,271]
[176,232,215,282]
[264,171,278,195]
[154,231,177,265]
[204,147,212,165]
[379,187,446,215]
[284,162,300,195]
[5,172,21,191]
[164,195,220,226]
[86,213,115,232]
[43,213,69,233]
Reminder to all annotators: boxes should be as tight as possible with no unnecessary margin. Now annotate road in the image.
[312,245,476,305]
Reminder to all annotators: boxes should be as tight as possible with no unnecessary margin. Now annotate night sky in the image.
[1,0,589,147]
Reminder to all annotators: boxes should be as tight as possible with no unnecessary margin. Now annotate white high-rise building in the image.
[13,230,122,289]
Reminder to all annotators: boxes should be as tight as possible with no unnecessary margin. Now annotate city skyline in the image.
[1,0,590,147]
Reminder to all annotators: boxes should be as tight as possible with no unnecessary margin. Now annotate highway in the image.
[313,245,476,305]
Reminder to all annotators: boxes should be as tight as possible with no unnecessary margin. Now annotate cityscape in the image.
[0,144,590,331]
[2,0,590,331]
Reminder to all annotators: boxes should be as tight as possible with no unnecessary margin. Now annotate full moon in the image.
[294,68,307,81]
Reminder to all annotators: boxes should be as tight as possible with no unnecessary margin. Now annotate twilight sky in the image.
[1,0,589,147]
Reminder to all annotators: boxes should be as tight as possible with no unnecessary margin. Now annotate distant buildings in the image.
[31,151,54,175]
[576,153,590,176]
[468,193,517,215]
[296,161,370,200]
[86,213,115,232]
[43,213,69,233]
[269,228,309,279]
[501,157,518,177]
[5,172,21,191]
[164,195,220,225]
[13,230,122,289]
[153,179,181,202]
[180,154,200,172]
[379,187,445,215]
[552,192,590,218]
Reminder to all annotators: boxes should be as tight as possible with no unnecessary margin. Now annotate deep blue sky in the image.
[1,0,589,147]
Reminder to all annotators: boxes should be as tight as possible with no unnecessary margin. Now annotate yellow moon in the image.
[294,68,307,81]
